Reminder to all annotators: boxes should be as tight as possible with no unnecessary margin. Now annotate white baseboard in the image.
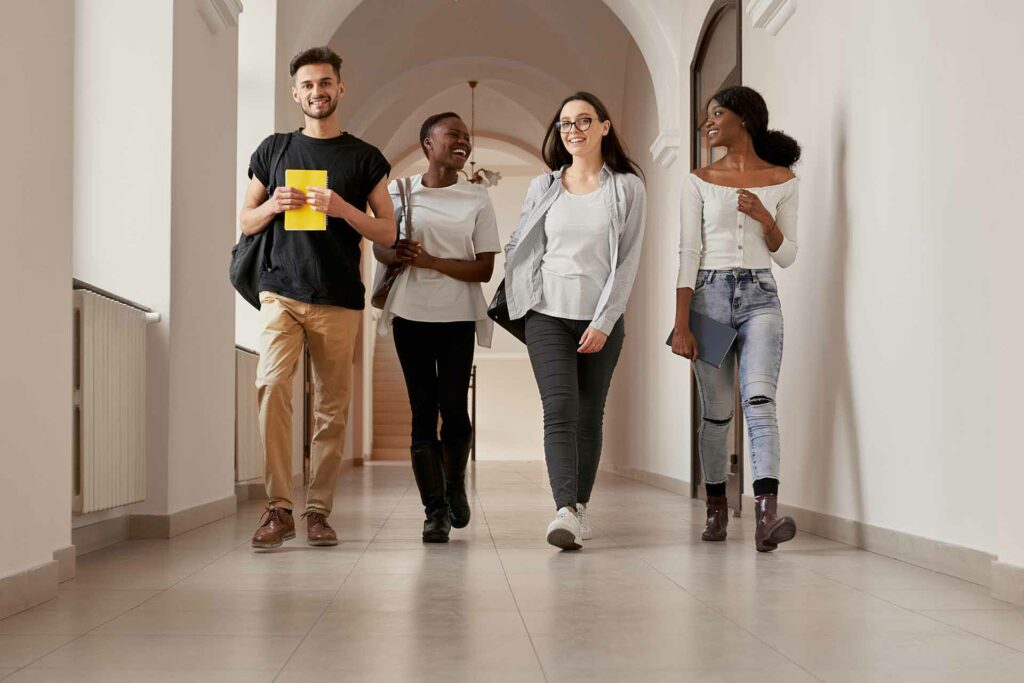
[0,560,58,620]
[53,545,76,583]
[603,464,996,589]
[72,515,131,556]
[130,494,237,539]
[992,561,1024,607]
[740,493,995,587]
[602,463,691,496]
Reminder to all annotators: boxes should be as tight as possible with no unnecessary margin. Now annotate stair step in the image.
[371,448,411,461]
[373,421,410,434]
[374,434,412,449]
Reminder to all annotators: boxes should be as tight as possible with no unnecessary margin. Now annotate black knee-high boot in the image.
[411,441,450,543]
[442,437,472,528]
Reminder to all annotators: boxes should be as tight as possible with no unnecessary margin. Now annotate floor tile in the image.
[0,636,77,668]
[29,635,300,671]
[5,462,1021,679]
[3,670,277,682]
[920,608,1024,651]
[871,588,1017,611]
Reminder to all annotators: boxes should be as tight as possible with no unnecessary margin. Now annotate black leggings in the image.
[525,312,625,510]
[392,318,475,445]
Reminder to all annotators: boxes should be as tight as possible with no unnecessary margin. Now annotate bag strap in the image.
[395,176,414,243]
[394,178,406,245]
[266,132,293,194]
[402,177,413,238]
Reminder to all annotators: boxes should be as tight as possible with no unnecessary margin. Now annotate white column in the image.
[0,0,74,613]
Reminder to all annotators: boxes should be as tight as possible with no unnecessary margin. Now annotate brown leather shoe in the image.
[251,507,295,549]
[754,494,796,552]
[302,510,338,547]
[701,496,729,542]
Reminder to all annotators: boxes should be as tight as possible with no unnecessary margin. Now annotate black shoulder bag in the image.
[229,132,292,310]
[370,176,412,309]
[487,173,556,344]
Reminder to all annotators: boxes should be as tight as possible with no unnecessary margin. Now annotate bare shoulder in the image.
[768,166,796,184]
[693,163,724,182]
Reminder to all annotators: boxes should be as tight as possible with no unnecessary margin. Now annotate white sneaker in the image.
[546,506,583,550]
[577,502,593,541]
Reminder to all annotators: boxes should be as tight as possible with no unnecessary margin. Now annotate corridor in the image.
[2,462,1023,682]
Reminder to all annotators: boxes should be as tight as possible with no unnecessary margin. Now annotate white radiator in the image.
[235,347,264,482]
[72,290,155,513]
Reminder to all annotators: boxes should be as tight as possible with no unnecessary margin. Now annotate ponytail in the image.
[752,129,801,168]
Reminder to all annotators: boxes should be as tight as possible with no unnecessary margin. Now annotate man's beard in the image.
[302,96,338,120]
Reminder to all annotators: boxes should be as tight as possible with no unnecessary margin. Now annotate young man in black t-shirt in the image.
[240,47,395,549]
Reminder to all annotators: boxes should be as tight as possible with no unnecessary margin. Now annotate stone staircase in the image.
[371,332,411,460]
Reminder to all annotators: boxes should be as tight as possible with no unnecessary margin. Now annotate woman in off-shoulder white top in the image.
[670,85,801,554]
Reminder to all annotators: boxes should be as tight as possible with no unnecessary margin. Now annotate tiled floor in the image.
[2,462,1023,682]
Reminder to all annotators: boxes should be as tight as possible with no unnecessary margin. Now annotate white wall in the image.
[0,0,74,582]
[236,0,278,353]
[165,0,240,513]
[608,0,1024,576]
[741,0,1024,561]
[605,40,687,483]
[74,0,175,513]
[477,173,545,461]
[73,0,239,520]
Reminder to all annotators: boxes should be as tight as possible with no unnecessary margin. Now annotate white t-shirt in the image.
[535,187,613,321]
[382,174,501,337]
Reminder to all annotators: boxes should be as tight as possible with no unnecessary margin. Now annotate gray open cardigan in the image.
[502,165,647,335]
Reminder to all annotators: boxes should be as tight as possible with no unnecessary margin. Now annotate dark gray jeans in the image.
[525,311,625,510]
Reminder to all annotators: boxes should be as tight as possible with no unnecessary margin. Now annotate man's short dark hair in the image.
[289,47,343,80]
[419,112,462,157]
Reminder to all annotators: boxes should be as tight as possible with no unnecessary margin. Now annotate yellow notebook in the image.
[284,169,328,231]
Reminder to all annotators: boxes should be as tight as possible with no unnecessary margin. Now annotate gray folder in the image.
[665,311,737,369]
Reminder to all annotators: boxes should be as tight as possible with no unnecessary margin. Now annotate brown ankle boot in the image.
[701,496,729,541]
[302,510,338,547]
[754,494,796,552]
[251,507,295,549]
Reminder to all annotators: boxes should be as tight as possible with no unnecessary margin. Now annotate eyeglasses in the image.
[554,117,594,134]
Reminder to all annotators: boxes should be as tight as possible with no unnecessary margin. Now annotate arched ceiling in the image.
[275,0,679,167]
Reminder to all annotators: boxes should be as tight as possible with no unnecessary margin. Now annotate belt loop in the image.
[707,271,715,284]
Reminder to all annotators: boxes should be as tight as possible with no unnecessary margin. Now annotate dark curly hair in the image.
[418,112,462,157]
[289,46,343,80]
[710,86,801,168]
[542,92,643,179]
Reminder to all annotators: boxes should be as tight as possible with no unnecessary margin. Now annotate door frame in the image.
[689,0,745,515]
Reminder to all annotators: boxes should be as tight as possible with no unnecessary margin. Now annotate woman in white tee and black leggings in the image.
[374,112,500,543]
[504,92,646,550]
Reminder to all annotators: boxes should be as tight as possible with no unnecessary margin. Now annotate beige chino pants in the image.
[256,291,361,514]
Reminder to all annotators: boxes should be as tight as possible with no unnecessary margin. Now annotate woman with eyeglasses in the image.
[502,92,646,550]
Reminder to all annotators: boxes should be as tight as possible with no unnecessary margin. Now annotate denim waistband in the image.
[699,268,772,282]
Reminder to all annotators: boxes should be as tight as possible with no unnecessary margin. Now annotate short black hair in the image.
[419,112,462,157]
[289,47,343,80]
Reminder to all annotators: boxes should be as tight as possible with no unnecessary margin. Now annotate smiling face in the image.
[292,63,344,120]
[704,99,747,149]
[557,99,610,159]
[424,117,472,170]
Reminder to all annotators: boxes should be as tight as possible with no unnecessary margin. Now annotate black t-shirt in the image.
[248,130,391,309]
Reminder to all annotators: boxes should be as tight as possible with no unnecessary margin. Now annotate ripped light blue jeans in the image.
[691,269,783,485]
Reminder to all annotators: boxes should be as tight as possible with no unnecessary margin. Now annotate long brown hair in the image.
[542,92,644,179]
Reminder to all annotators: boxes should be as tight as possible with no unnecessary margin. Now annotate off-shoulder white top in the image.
[677,174,799,289]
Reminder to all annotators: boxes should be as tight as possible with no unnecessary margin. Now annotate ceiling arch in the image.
[343,55,570,150]
[281,0,680,167]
